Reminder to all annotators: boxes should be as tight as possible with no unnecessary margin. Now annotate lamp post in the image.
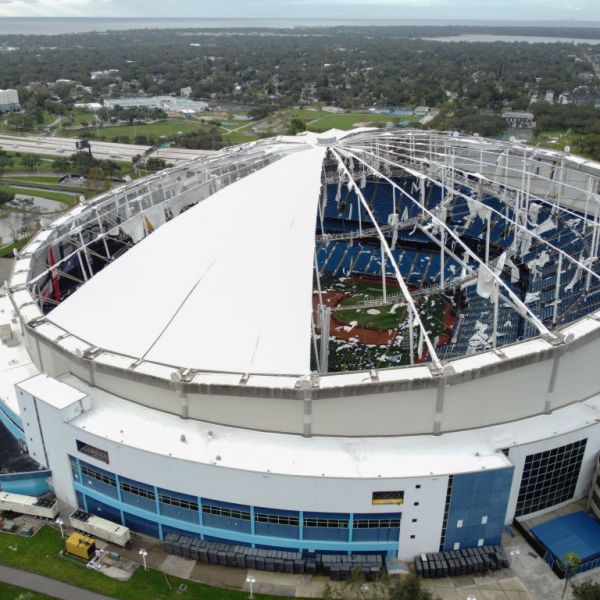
[139,548,148,571]
[55,517,64,538]
[246,574,256,599]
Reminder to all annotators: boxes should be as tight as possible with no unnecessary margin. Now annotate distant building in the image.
[90,69,119,80]
[104,96,209,113]
[414,106,430,116]
[323,106,345,114]
[0,89,20,113]
[502,111,535,129]
[180,87,192,97]
[545,90,555,104]
[559,90,600,107]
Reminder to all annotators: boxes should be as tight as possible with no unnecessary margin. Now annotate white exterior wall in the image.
[16,380,91,507]
[53,421,448,560]
[0,89,19,109]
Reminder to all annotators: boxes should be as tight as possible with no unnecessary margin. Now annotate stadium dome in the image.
[6,128,600,565]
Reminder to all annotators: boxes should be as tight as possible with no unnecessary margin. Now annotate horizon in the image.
[1,1,600,22]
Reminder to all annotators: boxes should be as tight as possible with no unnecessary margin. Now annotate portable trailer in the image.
[0,492,58,520]
[69,509,130,547]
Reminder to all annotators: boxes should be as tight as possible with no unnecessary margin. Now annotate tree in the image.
[21,154,42,172]
[561,552,582,600]
[0,189,16,205]
[52,157,71,173]
[388,574,436,600]
[322,569,436,600]
[287,117,307,135]
[0,154,14,176]
[572,580,600,600]
[145,157,167,171]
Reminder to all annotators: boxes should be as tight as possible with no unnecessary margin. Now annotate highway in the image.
[0,134,212,164]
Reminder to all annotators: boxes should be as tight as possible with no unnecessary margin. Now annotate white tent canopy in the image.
[48,146,326,375]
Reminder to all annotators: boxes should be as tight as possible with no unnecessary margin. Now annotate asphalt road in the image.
[0,564,114,600]
[0,134,211,164]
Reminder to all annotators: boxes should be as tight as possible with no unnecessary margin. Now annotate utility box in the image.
[65,532,96,560]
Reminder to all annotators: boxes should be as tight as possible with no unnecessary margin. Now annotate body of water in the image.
[424,34,600,44]
[0,18,599,36]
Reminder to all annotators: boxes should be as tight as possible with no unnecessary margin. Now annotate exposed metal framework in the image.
[9,129,600,380]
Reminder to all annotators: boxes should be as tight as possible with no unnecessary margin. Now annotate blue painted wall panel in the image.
[86,496,123,524]
[120,489,157,513]
[443,467,514,551]
[159,502,199,524]
[123,511,160,538]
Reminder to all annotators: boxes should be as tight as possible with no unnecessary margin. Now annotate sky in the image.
[0,0,599,21]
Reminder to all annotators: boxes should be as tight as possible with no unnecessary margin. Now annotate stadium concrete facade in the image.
[3,129,600,561]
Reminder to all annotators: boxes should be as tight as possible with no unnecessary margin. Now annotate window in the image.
[415,484,421,489]
[202,504,250,521]
[254,513,299,527]
[412,518,418,523]
[515,439,587,517]
[481,516,488,525]
[353,518,400,529]
[453,542,460,550]
[303,518,349,529]
[120,481,155,500]
[76,440,109,464]
[478,538,484,546]
[410,535,416,539]
[456,519,463,528]
[159,494,198,512]
[372,491,404,505]
[80,465,116,487]
[439,475,454,552]
[414,502,419,506]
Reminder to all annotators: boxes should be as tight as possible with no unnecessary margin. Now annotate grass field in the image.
[302,112,418,133]
[0,582,54,599]
[0,527,291,600]
[76,119,209,141]
[333,279,408,329]
[4,176,63,185]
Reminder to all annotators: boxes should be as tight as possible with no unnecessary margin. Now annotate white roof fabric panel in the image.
[48,147,325,375]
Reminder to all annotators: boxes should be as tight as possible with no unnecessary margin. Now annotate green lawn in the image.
[4,176,63,185]
[333,279,408,329]
[0,582,55,599]
[0,527,293,600]
[336,297,408,330]
[303,112,417,133]
[0,185,76,207]
[77,119,209,142]
[0,237,30,257]
[221,129,259,145]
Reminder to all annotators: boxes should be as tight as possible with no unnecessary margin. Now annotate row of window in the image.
[255,513,299,526]
[121,481,155,500]
[81,465,116,487]
[354,519,400,529]
[160,494,199,512]
[202,505,251,521]
[76,460,399,530]
[304,518,349,529]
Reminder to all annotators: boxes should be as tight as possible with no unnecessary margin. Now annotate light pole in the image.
[246,574,256,599]
[139,548,148,571]
[55,517,64,538]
